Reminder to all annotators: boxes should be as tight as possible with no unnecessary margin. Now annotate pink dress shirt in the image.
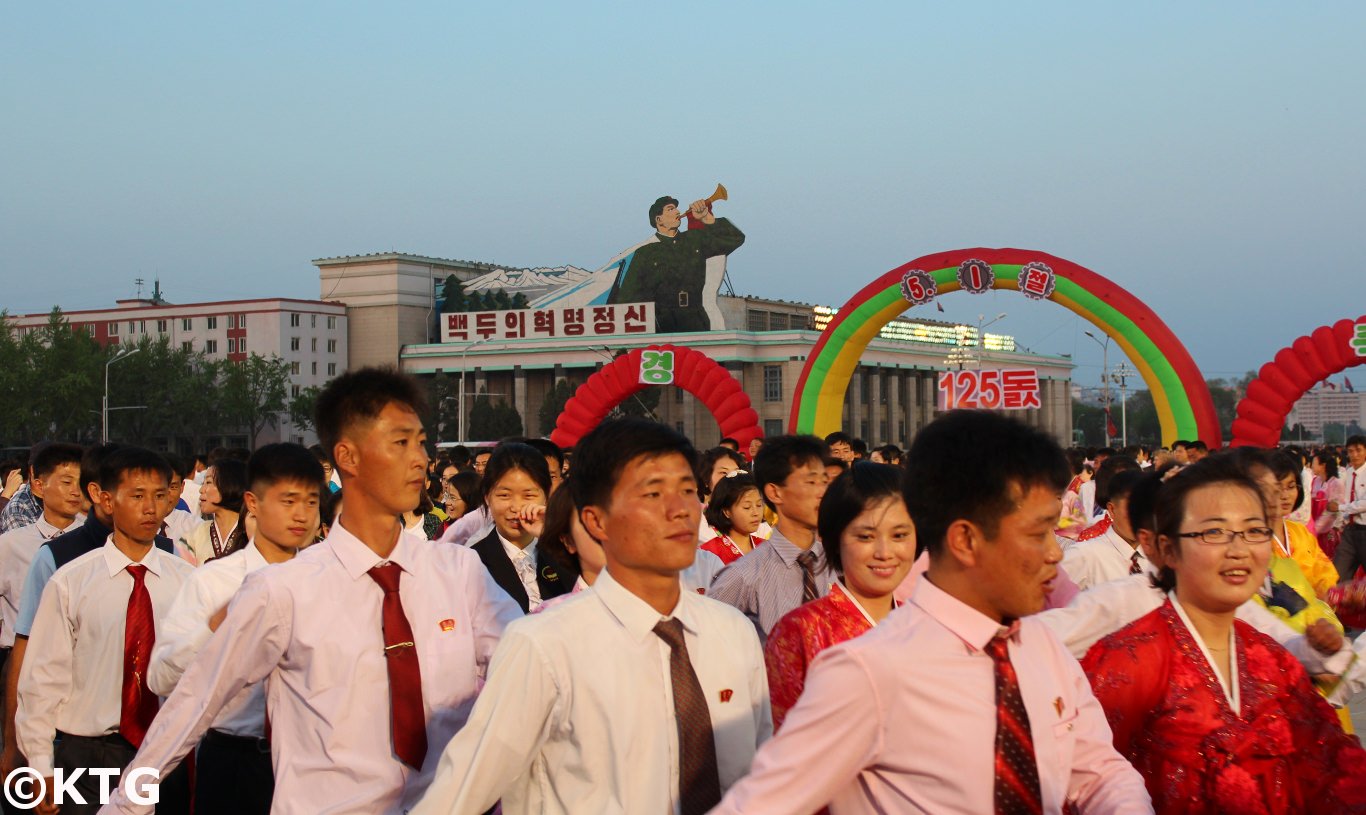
[710,575,1153,814]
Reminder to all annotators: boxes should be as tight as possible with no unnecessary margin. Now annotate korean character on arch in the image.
[474,312,498,340]
[592,306,616,335]
[532,309,556,337]
[562,308,585,337]
[1001,369,1042,409]
[503,310,526,340]
[445,313,470,342]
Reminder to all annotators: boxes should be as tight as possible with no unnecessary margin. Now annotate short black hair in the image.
[537,483,583,577]
[320,487,343,529]
[823,455,848,473]
[1151,456,1266,593]
[32,443,83,480]
[481,442,552,502]
[1267,450,1306,512]
[1171,440,1189,450]
[1313,450,1340,480]
[1188,440,1209,453]
[569,419,697,511]
[208,459,248,514]
[524,438,565,473]
[445,470,482,514]
[98,447,172,493]
[752,435,829,512]
[704,473,759,535]
[1105,469,1144,508]
[1126,472,1163,534]
[314,366,427,460]
[1094,455,1141,509]
[248,443,326,496]
[819,462,903,573]
[718,437,739,450]
[648,195,679,228]
[824,432,853,447]
[696,447,747,501]
[161,451,187,481]
[850,439,869,457]
[1347,434,1366,449]
[81,443,122,497]
[904,411,1069,557]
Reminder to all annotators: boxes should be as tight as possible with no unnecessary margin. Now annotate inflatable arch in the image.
[549,344,763,450]
[1230,315,1366,448]
[789,248,1220,447]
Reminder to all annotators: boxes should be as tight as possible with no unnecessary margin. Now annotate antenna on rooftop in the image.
[134,277,145,300]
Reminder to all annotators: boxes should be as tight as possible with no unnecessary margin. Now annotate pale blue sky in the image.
[4,1,1364,386]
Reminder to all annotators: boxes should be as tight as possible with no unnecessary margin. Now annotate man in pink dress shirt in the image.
[711,410,1153,815]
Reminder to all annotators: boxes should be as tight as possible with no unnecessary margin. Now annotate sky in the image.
[4,1,1364,389]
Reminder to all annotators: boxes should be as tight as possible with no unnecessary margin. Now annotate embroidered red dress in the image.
[700,533,764,565]
[764,582,892,731]
[1082,600,1366,814]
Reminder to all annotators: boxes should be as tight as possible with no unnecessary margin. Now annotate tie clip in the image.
[384,641,416,652]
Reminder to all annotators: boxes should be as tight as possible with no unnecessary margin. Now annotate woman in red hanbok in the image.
[700,473,765,565]
[764,463,914,731]
[1082,458,1366,814]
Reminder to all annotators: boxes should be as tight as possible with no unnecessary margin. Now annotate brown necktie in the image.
[797,550,819,604]
[120,564,158,747]
[653,619,721,814]
[367,563,428,769]
[986,632,1043,815]
[1129,551,1142,575]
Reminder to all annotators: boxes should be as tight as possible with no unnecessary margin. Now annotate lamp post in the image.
[945,313,1007,370]
[1084,331,1111,445]
[457,336,490,443]
[102,347,140,443]
[1111,361,1137,448]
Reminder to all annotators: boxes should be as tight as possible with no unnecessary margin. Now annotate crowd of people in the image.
[1,366,1365,814]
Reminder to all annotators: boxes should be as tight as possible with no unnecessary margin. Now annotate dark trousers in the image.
[194,729,274,815]
[53,733,190,815]
[1332,524,1366,583]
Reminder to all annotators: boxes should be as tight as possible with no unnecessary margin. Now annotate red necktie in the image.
[120,564,159,747]
[985,632,1043,815]
[367,563,428,769]
[653,619,721,815]
[1129,551,1142,575]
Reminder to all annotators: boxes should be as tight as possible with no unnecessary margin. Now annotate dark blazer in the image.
[471,529,576,613]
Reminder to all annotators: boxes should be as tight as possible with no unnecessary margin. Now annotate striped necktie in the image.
[985,630,1043,815]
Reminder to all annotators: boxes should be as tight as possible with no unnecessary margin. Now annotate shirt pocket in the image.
[1049,710,1080,773]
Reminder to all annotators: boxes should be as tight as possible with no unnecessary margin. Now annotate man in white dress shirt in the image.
[18,447,195,815]
[1329,435,1366,582]
[413,418,771,815]
[145,443,324,815]
[99,367,523,815]
[1061,469,1148,590]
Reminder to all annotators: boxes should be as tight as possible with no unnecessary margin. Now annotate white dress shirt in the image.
[1079,479,1098,520]
[147,541,273,737]
[1340,463,1366,527]
[681,546,725,595]
[1060,525,1146,591]
[0,515,77,648]
[17,539,194,776]
[411,568,772,815]
[100,521,524,815]
[1036,569,1352,677]
[500,534,542,608]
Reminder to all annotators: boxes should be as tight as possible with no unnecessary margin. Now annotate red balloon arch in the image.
[548,344,764,450]
[1231,315,1366,448]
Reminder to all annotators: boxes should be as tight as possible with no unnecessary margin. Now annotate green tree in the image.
[467,388,496,441]
[27,309,105,443]
[538,378,578,436]
[441,275,466,314]
[220,354,291,449]
[1071,399,1105,447]
[492,290,511,311]
[421,372,459,445]
[510,292,529,309]
[289,385,324,436]
[492,401,524,438]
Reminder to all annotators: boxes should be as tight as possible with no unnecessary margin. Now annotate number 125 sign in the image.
[938,369,1042,411]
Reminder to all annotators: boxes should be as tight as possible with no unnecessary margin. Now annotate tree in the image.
[441,275,466,314]
[420,372,459,445]
[492,289,511,311]
[492,401,524,438]
[538,378,577,436]
[510,292,529,309]
[219,354,291,449]
[289,385,324,436]
[467,389,496,441]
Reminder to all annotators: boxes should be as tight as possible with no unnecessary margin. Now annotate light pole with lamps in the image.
[1111,361,1137,448]
[456,336,490,443]
[102,347,140,443]
[1084,330,1111,445]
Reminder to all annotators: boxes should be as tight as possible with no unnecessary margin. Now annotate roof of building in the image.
[311,252,502,270]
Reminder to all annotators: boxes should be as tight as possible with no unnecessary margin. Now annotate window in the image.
[675,386,684,403]
[747,310,767,332]
[327,362,336,376]
[327,339,337,353]
[206,316,218,330]
[182,341,193,352]
[156,320,167,333]
[128,321,136,334]
[764,419,784,437]
[763,365,783,402]
[139,320,146,334]
[311,315,317,328]
[290,337,300,351]
[311,361,317,375]
[109,321,119,335]
[310,337,317,352]
[327,316,337,329]
[239,313,246,328]
[290,361,300,375]
[227,315,236,329]
[227,338,235,353]
[181,318,191,331]
[205,339,218,354]
[289,313,300,327]
[291,384,301,398]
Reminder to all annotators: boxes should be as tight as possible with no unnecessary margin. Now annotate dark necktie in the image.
[796,550,819,604]
[1129,551,1142,575]
[985,632,1043,815]
[653,619,721,814]
[120,565,159,747]
[367,563,428,769]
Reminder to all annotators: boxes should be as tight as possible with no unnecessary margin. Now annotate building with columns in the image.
[314,252,1074,449]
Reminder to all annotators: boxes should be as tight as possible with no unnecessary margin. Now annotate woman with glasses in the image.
[1082,458,1366,814]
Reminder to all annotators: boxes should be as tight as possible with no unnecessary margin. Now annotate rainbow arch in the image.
[789,248,1220,447]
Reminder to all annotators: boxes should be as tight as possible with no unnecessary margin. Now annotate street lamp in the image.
[102,347,140,443]
[944,313,1007,370]
[456,336,490,443]
[1084,330,1111,445]
[1110,361,1137,448]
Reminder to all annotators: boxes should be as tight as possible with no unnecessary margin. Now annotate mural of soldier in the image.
[608,195,745,333]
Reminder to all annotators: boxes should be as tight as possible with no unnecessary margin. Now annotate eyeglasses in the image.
[1177,527,1274,546]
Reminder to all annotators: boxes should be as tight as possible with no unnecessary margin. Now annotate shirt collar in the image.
[910,574,1018,652]
[593,568,698,643]
[244,539,272,572]
[499,532,536,562]
[101,536,165,578]
[328,519,414,579]
[765,527,823,566]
